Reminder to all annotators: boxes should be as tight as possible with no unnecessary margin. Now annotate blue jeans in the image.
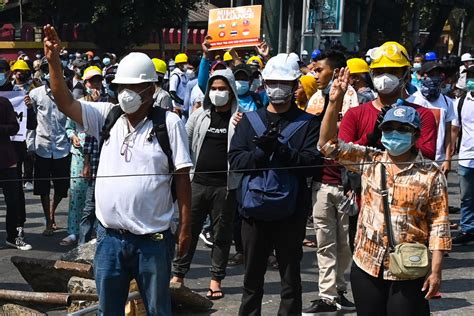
[79,180,96,245]
[94,224,174,316]
[459,165,474,234]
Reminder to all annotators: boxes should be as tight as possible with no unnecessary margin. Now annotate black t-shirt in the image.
[193,108,232,186]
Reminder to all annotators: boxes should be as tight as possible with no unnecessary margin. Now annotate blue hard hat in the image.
[424,51,437,61]
[379,105,421,130]
[311,49,321,60]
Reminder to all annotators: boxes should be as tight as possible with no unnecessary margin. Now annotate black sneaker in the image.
[6,237,32,251]
[336,291,356,311]
[199,230,214,247]
[302,299,337,315]
[452,232,474,245]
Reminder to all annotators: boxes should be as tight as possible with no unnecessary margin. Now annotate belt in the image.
[106,228,167,241]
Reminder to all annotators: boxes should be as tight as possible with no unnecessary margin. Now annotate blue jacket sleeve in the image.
[198,57,210,93]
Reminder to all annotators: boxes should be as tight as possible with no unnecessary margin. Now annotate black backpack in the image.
[99,106,176,200]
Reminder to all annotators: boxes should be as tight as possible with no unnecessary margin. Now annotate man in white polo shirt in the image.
[43,25,193,315]
[452,65,474,245]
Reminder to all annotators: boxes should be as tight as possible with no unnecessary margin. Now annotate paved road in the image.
[0,165,473,315]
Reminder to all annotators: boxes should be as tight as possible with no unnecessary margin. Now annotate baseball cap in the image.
[233,64,252,78]
[419,61,444,75]
[379,106,421,130]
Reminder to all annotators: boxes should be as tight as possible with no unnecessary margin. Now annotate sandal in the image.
[303,238,317,248]
[206,288,225,300]
[60,235,77,246]
[267,254,279,270]
[228,252,244,266]
[51,222,58,230]
[42,227,54,236]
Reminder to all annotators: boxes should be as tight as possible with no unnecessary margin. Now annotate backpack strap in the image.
[250,92,263,109]
[279,112,313,144]
[458,94,467,130]
[246,111,266,136]
[148,107,174,172]
[99,106,124,152]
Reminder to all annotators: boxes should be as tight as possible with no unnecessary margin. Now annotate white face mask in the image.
[372,73,401,94]
[118,86,151,114]
[209,90,230,107]
[186,69,195,79]
[265,83,293,104]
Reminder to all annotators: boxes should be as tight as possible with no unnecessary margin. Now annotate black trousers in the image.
[172,182,236,281]
[11,141,26,227]
[239,211,306,316]
[0,168,21,242]
[350,263,430,316]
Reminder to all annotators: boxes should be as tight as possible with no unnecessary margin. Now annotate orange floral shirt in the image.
[320,139,452,280]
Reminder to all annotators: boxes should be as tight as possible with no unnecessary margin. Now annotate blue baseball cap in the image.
[379,105,421,130]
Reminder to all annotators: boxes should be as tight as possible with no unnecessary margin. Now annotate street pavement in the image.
[0,163,473,315]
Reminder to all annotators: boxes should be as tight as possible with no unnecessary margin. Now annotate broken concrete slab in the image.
[10,257,93,292]
[60,239,96,265]
[67,277,98,314]
[0,303,46,316]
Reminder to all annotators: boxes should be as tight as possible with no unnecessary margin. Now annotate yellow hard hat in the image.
[247,56,263,69]
[82,66,102,80]
[347,58,369,74]
[175,53,188,64]
[369,41,411,69]
[11,60,30,71]
[223,51,233,62]
[152,58,167,75]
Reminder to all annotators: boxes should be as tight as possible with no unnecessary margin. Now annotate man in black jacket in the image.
[229,53,321,315]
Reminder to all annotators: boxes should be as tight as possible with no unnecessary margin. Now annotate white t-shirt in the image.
[452,93,474,168]
[408,91,455,161]
[169,68,188,108]
[79,101,193,234]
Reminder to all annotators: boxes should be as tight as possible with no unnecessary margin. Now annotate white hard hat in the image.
[302,50,309,56]
[261,53,301,81]
[112,52,158,84]
[461,53,474,62]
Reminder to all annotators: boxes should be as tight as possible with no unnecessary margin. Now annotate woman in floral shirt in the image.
[318,67,451,315]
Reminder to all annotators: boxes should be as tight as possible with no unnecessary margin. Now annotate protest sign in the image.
[0,91,27,142]
[207,5,262,50]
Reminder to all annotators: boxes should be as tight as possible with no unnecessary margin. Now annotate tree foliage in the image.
[24,0,202,54]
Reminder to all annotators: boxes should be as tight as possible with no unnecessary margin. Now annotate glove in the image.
[252,122,280,154]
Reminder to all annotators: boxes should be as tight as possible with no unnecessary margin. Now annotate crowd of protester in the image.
[2,23,474,315]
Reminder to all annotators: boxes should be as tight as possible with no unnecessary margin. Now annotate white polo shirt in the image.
[79,101,193,234]
[453,92,474,168]
[408,91,455,161]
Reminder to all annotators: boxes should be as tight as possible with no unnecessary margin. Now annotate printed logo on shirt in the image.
[208,127,228,134]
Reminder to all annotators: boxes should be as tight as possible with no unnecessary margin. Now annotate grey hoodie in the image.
[185,68,243,190]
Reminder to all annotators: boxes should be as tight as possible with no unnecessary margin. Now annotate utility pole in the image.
[286,1,294,53]
[19,0,23,29]
[180,0,189,52]
[278,0,283,53]
[412,1,420,55]
[458,10,465,55]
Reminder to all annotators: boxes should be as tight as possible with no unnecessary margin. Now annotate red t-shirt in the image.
[338,101,437,159]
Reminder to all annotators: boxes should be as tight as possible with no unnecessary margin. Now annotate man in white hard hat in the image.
[229,53,321,315]
[43,25,192,315]
[457,53,474,90]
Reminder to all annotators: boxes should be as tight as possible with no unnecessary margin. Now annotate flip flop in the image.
[206,288,225,300]
[42,227,54,236]
[59,235,77,246]
[303,239,317,248]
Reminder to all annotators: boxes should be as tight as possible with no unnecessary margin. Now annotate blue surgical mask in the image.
[106,85,117,98]
[236,80,250,95]
[381,130,414,156]
[0,73,7,86]
[412,63,422,72]
[103,57,111,66]
[86,87,93,95]
[467,79,474,92]
[250,78,261,92]
[440,83,452,95]
[61,60,68,68]
[420,76,442,100]
[323,70,336,95]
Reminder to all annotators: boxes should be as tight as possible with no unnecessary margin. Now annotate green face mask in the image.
[467,78,474,92]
